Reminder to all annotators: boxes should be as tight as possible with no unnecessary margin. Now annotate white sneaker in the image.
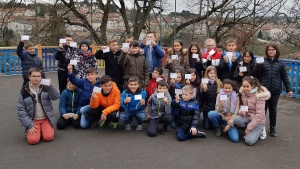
[136,124,143,131]
[125,124,132,131]
[260,126,267,140]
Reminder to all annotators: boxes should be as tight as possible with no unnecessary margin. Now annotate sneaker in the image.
[215,124,222,137]
[170,121,177,129]
[194,131,206,138]
[136,124,143,131]
[90,120,98,128]
[125,124,132,131]
[161,125,168,135]
[260,126,267,140]
[111,122,118,132]
[98,120,110,130]
[269,126,277,137]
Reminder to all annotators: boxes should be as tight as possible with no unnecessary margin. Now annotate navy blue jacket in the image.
[140,43,165,72]
[59,87,82,115]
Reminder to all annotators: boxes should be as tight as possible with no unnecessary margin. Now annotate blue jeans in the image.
[119,110,146,125]
[80,105,93,128]
[203,113,213,130]
[208,110,239,142]
[176,127,193,141]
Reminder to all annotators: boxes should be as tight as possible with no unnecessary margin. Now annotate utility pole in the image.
[159,0,162,44]
[252,0,256,50]
[90,0,93,42]
[35,0,38,44]
[173,0,176,41]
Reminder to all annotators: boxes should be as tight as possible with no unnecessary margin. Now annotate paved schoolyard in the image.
[0,71,299,169]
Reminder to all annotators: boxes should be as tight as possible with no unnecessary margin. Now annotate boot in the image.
[170,120,177,129]
[215,124,222,137]
[260,126,267,139]
[269,126,277,137]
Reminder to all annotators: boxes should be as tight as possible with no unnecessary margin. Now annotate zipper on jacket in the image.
[158,98,161,117]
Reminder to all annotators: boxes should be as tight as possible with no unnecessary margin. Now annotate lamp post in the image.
[90,0,93,41]
[174,0,176,41]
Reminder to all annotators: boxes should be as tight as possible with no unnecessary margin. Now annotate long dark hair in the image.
[172,39,185,65]
[242,76,264,93]
[186,68,200,86]
[188,42,202,63]
[222,79,238,92]
[242,51,255,67]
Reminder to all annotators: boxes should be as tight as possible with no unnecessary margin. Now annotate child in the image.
[17,40,45,86]
[207,79,239,142]
[171,85,206,141]
[168,70,185,100]
[165,39,189,81]
[200,66,223,130]
[147,80,172,136]
[233,51,255,88]
[125,34,134,43]
[234,76,271,145]
[119,77,147,131]
[146,67,166,102]
[202,38,222,79]
[140,30,165,78]
[95,38,124,91]
[17,67,60,145]
[188,42,205,78]
[185,68,201,101]
[67,64,101,128]
[219,38,242,81]
[118,41,149,89]
[82,75,121,132]
[57,79,82,129]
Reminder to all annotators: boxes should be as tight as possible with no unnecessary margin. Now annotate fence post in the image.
[91,44,96,54]
[36,44,42,60]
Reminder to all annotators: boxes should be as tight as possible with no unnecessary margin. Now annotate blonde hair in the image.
[204,38,216,47]
[182,85,194,95]
[200,66,223,93]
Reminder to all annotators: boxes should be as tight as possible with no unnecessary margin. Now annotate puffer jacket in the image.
[146,76,166,101]
[55,44,76,70]
[219,51,242,81]
[171,98,200,129]
[165,49,189,81]
[73,49,97,78]
[59,87,82,115]
[140,43,165,73]
[89,82,121,115]
[253,58,291,95]
[17,83,60,132]
[118,50,149,88]
[239,86,271,131]
[201,81,218,114]
[233,61,255,88]
[121,89,147,111]
[202,47,222,78]
[148,91,172,119]
[17,42,45,79]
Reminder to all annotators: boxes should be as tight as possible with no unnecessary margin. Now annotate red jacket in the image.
[202,47,222,66]
[146,76,166,102]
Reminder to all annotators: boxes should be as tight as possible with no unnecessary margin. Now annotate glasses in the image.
[30,75,41,78]
[268,48,276,52]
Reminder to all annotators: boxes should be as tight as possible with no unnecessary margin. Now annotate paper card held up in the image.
[239,66,247,72]
[70,60,78,65]
[59,38,66,44]
[156,77,163,82]
[171,55,178,60]
[192,54,199,58]
[93,86,101,93]
[208,50,215,55]
[240,105,248,111]
[256,57,264,63]
[21,35,29,40]
[157,93,164,99]
[134,95,142,100]
[185,74,192,79]
[122,43,129,48]
[201,78,209,84]
[70,42,77,47]
[68,113,74,118]
[41,79,50,85]
[175,89,182,95]
[103,47,110,53]
[220,95,227,101]
[170,73,177,79]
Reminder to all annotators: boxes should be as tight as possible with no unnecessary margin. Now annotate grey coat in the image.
[17,84,60,132]
[148,91,172,119]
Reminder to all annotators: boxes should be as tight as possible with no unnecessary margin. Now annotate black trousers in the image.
[87,106,118,123]
[265,94,280,127]
[56,116,81,129]
[57,69,68,94]
[147,113,173,137]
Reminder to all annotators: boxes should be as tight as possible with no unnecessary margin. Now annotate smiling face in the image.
[208,70,216,80]
[242,80,254,94]
[267,47,277,58]
[191,46,198,54]
[67,81,76,91]
[173,42,182,52]
[190,73,197,82]
[223,83,233,94]
[175,73,182,83]
[130,46,140,54]
[128,81,139,93]
[81,44,89,52]
[226,42,237,52]
[243,52,252,64]
[86,72,97,84]
[102,81,112,93]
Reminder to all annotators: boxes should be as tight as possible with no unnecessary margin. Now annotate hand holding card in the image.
[41,79,50,86]
[201,78,209,84]
[185,74,192,79]
[70,60,78,65]
[240,106,248,112]
[220,95,227,101]
[157,93,164,99]
[21,35,29,41]
[59,38,66,44]
[134,95,142,100]
[171,55,178,60]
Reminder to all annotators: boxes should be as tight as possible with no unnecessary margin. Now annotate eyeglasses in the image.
[30,75,41,78]
[268,48,276,51]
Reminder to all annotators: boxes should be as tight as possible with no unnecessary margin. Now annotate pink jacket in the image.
[239,86,271,131]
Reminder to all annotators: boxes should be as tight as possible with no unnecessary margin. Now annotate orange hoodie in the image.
[89,82,121,115]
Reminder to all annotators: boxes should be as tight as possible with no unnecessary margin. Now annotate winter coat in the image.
[17,42,45,79]
[233,61,255,88]
[73,49,97,79]
[201,81,218,114]
[55,45,76,70]
[189,59,205,79]
[148,91,172,119]
[17,83,60,132]
[171,98,200,129]
[89,82,121,115]
[146,76,166,101]
[202,47,222,78]
[168,82,183,100]
[121,89,147,111]
[59,87,82,115]
[239,86,271,131]
[95,49,124,86]
[165,49,190,81]
[219,51,242,81]
[140,43,165,73]
[118,50,149,88]
[253,58,292,95]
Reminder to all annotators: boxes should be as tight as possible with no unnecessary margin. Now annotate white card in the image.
[240,106,248,112]
[59,38,66,44]
[134,95,142,100]
[41,79,50,85]
[239,66,247,72]
[93,86,101,93]
[68,113,74,118]
[122,43,129,48]
[70,42,77,47]
[146,40,152,45]
[157,93,164,99]
[208,50,215,55]
[192,54,199,58]
[103,47,110,53]
[156,77,163,82]
[226,52,233,60]
[171,55,178,60]
[201,78,209,84]
[170,73,177,79]
[185,74,192,79]
[256,57,264,63]
[220,95,227,101]
[175,89,182,95]
[70,59,78,65]
[21,35,29,40]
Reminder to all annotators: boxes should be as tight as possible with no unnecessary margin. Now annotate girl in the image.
[234,76,271,145]
[233,51,255,88]
[253,43,292,137]
[185,68,201,101]
[165,39,189,81]
[207,79,239,142]
[188,42,205,78]
[200,66,223,130]
[202,38,222,78]
[168,70,185,100]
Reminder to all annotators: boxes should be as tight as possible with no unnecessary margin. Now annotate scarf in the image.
[146,47,153,73]
[218,89,237,115]
[81,50,93,57]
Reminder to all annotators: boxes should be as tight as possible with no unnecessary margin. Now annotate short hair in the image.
[129,41,139,48]
[226,38,237,45]
[204,38,216,47]
[182,85,194,95]
[65,33,72,38]
[24,41,35,49]
[128,76,139,84]
[153,67,163,75]
[100,75,113,85]
[157,80,168,88]
[147,30,156,38]
[86,67,98,74]
[126,34,133,39]
[107,38,118,45]
[265,42,280,59]
[28,67,42,76]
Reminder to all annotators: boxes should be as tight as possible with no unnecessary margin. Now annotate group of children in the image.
[16,31,293,146]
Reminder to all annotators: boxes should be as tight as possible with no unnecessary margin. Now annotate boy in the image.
[147,80,172,137]
[118,41,149,89]
[17,39,45,86]
[171,85,206,141]
[67,64,101,128]
[81,75,121,131]
[17,67,60,145]
[146,67,165,99]
[57,79,82,130]
[140,30,164,78]
[95,38,124,91]
[219,38,242,81]
[125,34,134,43]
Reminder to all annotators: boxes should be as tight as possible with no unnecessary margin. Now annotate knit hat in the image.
[79,40,90,50]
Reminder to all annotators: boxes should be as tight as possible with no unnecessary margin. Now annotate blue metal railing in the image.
[282,59,300,99]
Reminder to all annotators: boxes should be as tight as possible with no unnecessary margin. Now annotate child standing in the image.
[17,67,60,145]
[147,80,172,136]
[119,77,147,131]
[233,51,255,88]
[207,79,239,142]
[188,42,205,78]
[202,38,222,79]
[171,85,206,141]
[234,76,271,145]
[200,66,223,130]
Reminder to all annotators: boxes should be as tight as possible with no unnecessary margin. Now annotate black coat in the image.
[55,45,76,70]
[233,61,255,88]
[201,81,218,114]
[253,58,291,95]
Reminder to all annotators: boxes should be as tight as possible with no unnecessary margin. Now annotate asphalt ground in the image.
[0,70,300,169]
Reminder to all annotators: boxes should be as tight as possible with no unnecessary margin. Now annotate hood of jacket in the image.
[239,86,271,101]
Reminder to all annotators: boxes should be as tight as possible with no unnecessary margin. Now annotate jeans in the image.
[208,110,239,142]
[119,110,146,125]
[265,94,280,127]
[176,127,194,141]
[147,114,173,137]
[202,113,213,130]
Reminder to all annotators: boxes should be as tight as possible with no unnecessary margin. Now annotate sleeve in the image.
[184,56,190,71]
[164,55,172,69]
[164,94,172,114]
[140,42,146,49]
[231,59,239,72]
[67,71,85,89]
[102,90,121,115]
[89,93,99,109]
[46,85,60,100]
[247,99,265,131]
[59,90,68,115]
[17,93,34,132]
[219,57,229,71]
[191,101,200,128]
[118,52,128,66]
[253,63,263,77]
[121,91,129,110]
[136,90,147,110]
[233,65,243,81]
[152,45,165,58]
[171,99,180,109]
[144,59,150,86]
[95,50,105,60]
[148,95,154,117]
[55,49,63,60]
[228,95,240,127]
[17,42,26,61]
[280,61,292,93]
